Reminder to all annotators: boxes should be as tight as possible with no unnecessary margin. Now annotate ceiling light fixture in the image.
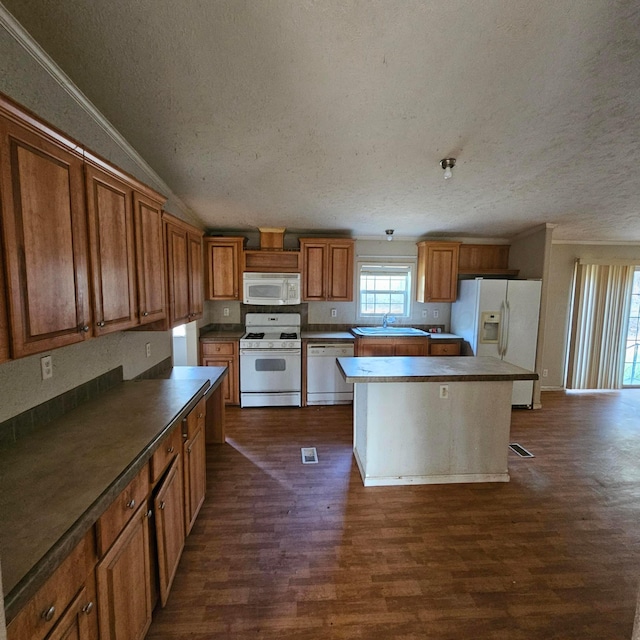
[385,229,394,241]
[440,158,456,180]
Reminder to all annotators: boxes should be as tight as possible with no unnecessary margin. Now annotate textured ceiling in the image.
[3,0,640,242]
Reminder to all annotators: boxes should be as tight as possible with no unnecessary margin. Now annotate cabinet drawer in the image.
[201,341,235,356]
[7,529,96,640]
[429,341,461,356]
[96,464,150,556]
[183,398,206,441]
[151,426,183,484]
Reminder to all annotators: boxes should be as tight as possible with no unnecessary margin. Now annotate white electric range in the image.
[239,313,302,407]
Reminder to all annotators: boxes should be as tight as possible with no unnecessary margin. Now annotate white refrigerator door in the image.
[475,280,508,358]
[503,280,542,406]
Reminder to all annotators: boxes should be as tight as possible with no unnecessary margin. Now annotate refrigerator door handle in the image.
[503,300,511,357]
[498,300,506,356]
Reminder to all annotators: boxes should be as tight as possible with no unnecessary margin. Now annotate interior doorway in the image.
[172,321,199,366]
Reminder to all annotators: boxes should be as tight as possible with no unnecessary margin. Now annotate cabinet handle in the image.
[126,499,136,509]
[41,605,56,621]
[82,601,94,615]
[142,311,149,317]
[160,501,166,510]
[167,445,174,453]
[97,321,105,327]
[187,446,192,454]
[198,413,204,419]
[145,509,153,518]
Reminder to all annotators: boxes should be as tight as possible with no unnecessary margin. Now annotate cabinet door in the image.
[0,243,9,363]
[205,237,243,300]
[202,356,238,404]
[0,116,91,357]
[356,339,395,356]
[85,164,138,335]
[300,240,327,300]
[165,221,190,327]
[416,242,460,303]
[96,503,153,640]
[133,192,166,324]
[187,231,204,320]
[154,455,185,607]
[46,580,99,640]
[184,424,206,534]
[327,240,354,301]
[394,339,429,356]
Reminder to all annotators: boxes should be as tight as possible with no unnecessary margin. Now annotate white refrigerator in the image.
[451,278,542,406]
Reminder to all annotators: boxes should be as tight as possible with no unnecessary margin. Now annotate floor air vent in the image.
[301,447,318,464]
[509,443,534,458]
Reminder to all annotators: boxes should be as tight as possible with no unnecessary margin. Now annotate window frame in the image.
[356,258,416,322]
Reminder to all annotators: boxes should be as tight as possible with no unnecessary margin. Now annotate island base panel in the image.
[352,381,513,486]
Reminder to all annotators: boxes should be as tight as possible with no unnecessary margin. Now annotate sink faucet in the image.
[382,313,396,328]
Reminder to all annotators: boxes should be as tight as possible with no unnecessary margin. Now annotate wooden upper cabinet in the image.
[85,163,138,336]
[300,238,354,301]
[0,243,9,364]
[416,241,461,303]
[0,112,92,358]
[457,244,518,276]
[134,192,167,324]
[164,213,204,327]
[205,237,245,300]
[188,231,204,320]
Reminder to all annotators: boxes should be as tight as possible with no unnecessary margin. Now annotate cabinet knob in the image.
[167,445,174,453]
[41,605,56,621]
[82,601,94,615]
[145,509,153,518]
[198,413,204,419]
[81,325,90,333]
[142,311,149,317]
[160,501,166,510]
[126,499,136,509]
[97,321,105,327]
[187,445,192,454]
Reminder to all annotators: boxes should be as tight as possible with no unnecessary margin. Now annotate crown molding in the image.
[0,6,199,226]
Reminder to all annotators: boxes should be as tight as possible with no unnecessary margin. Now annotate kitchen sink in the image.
[352,327,429,337]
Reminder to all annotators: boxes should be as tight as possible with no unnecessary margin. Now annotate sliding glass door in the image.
[623,268,640,387]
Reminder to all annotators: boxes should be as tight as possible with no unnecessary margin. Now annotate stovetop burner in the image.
[245,332,265,339]
[280,332,297,339]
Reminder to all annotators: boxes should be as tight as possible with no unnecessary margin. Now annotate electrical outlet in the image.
[542,369,548,377]
[40,355,53,380]
[223,307,230,317]
[146,342,151,358]
[422,310,428,318]
[439,384,449,399]
[331,308,337,318]
[433,309,439,319]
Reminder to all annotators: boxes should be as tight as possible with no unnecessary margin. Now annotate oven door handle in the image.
[240,349,301,356]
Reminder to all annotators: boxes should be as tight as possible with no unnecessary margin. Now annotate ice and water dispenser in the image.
[480,312,501,343]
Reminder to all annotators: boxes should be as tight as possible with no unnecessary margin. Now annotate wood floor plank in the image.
[146,390,640,639]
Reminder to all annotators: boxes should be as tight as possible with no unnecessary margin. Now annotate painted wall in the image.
[0,21,181,423]
[541,243,640,389]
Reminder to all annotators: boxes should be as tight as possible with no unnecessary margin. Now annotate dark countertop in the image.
[302,331,355,341]
[0,376,216,622]
[200,328,245,340]
[337,356,538,383]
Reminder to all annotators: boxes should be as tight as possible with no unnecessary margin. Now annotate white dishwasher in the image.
[306,343,354,405]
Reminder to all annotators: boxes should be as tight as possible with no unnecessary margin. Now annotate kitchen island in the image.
[336,356,537,487]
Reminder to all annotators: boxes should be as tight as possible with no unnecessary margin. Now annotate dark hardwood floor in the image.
[146,390,640,639]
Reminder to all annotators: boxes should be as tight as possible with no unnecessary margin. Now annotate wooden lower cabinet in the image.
[354,336,429,356]
[201,340,239,405]
[7,529,97,640]
[96,501,153,640]
[183,400,207,534]
[153,455,186,607]
[429,340,462,356]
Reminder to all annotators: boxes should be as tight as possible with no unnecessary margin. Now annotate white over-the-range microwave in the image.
[243,272,301,305]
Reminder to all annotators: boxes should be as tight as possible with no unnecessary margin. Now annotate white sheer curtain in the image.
[567,262,634,389]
